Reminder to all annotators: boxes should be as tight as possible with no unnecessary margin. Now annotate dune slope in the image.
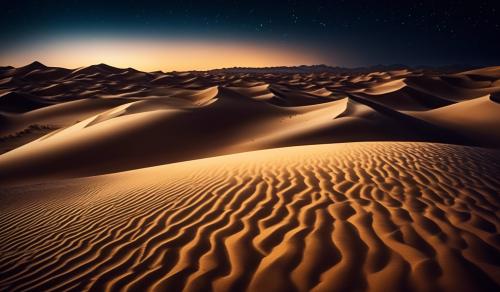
[2,64,500,179]
[0,91,350,183]
[0,142,499,292]
[408,95,500,147]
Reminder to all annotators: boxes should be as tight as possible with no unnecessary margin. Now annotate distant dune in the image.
[408,95,500,147]
[1,63,499,183]
[0,63,499,291]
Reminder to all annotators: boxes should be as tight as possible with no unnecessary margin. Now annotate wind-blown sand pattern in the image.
[1,63,500,291]
[1,64,500,182]
[1,142,499,291]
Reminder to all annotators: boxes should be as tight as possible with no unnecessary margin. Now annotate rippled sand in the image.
[1,63,499,291]
[1,142,499,291]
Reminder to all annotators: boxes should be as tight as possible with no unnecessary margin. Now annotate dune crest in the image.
[408,95,500,147]
[2,65,500,182]
[1,64,500,291]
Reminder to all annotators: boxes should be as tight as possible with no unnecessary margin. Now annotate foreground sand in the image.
[1,142,499,291]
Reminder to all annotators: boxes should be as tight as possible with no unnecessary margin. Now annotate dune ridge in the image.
[0,142,499,291]
[1,64,500,183]
[1,63,500,291]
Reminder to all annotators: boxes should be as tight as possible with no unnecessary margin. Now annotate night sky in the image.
[1,0,499,70]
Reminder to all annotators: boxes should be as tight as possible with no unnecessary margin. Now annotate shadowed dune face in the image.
[1,64,500,291]
[1,64,500,182]
[0,142,499,291]
[407,95,500,147]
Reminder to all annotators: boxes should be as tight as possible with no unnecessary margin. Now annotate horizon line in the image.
[1,61,488,74]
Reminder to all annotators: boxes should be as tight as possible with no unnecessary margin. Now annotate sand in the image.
[1,142,499,291]
[407,95,500,147]
[0,63,499,291]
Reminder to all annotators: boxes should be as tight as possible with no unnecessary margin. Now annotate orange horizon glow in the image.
[0,37,328,72]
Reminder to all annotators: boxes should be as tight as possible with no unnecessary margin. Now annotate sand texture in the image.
[1,142,499,291]
[0,63,499,291]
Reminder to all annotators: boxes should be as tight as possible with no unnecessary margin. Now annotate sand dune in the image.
[0,142,499,291]
[0,91,53,113]
[458,65,500,79]
[2,64,498,182]
[1,63,499,291]
[404,74,500,101]
[0,89,348,183]
[408,95,500,147]
[353,82,455,111]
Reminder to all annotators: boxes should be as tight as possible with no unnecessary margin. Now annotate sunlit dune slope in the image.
[0,90,349,183]
[2,63,500,182]
[0,142,499,291]
[407,95,500,147]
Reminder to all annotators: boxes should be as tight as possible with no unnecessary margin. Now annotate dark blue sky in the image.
[1,0,499,67]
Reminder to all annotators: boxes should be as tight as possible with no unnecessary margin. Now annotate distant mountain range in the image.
[0,62,480,75]
[208,64,480,74]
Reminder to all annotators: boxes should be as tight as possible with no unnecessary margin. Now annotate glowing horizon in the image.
[0,36,330,72]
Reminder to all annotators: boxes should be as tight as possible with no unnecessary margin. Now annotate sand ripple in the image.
[0,142,499,291]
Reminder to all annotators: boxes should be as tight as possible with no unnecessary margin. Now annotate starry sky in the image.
[0,0,499,71]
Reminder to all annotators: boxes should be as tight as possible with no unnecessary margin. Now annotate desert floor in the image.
[0,63,499,291]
